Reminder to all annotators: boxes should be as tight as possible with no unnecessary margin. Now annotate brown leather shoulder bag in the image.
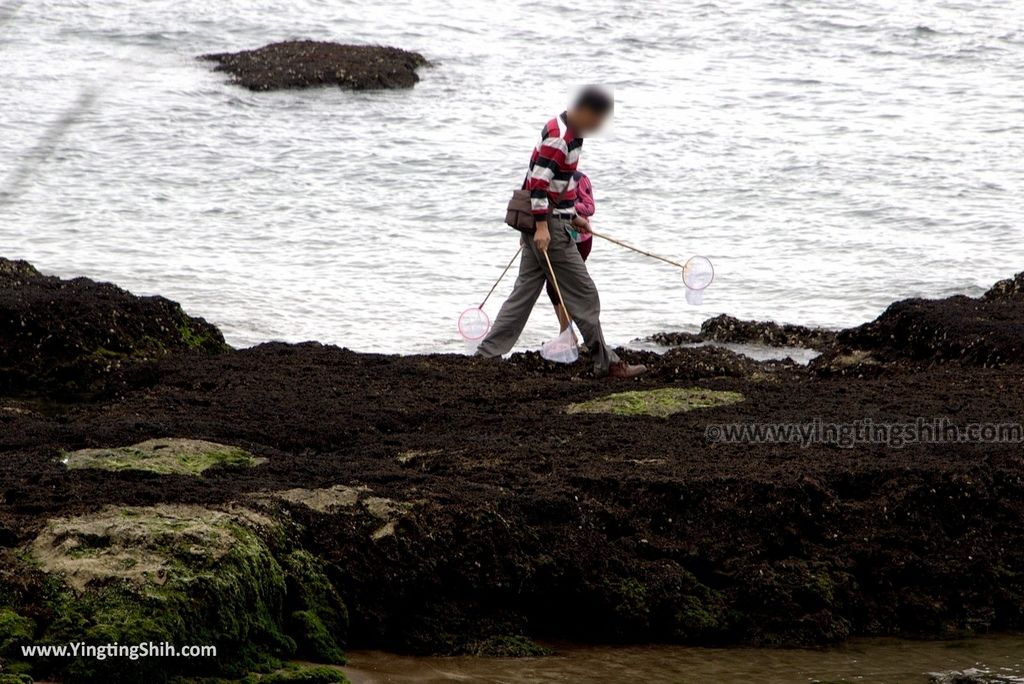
[505,188,536,232]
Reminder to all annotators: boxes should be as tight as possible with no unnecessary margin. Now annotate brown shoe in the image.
[607,362,648,379]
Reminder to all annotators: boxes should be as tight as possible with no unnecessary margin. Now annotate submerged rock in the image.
[0,257,228,395]
[200,40,429,92]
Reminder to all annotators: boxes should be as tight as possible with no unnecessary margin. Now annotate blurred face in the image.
[570,107,610,135]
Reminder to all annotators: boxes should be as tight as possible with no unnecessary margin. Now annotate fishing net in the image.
[540,326,579,364]
[457,307,490,353]
[683,256,714,305]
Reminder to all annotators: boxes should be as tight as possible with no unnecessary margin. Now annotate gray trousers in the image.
[477,216,620,376]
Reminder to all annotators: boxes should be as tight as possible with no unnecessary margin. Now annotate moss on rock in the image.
[179,318,221,350]
[24,504,346,683]
[0,607,35,677]
[567,387,744,418]
[281,551,347,665]
[0,608,34,653]
[61,439,264,476]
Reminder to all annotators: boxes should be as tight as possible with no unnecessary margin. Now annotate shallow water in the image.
[2,1,1024,352]
[636,339,823,364]
[344,637,1024,684]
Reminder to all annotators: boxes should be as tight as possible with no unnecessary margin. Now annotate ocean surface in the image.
[2,0,1023,353]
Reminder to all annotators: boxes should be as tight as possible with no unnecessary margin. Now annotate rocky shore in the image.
[0,259,1023,683]
[200,41,429,92]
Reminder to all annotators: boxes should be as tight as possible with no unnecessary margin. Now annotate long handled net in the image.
[589,230,714,305]
[539,249,579,364]
[457,245,523,350]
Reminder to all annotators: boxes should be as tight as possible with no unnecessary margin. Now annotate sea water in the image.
[2,1,1023,354]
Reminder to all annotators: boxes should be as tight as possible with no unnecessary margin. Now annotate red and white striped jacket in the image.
[526,112,583,219]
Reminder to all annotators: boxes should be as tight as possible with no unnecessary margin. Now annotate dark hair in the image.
[574,86,614,116]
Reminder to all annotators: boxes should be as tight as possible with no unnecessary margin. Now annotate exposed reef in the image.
[200,41,429,92]
[1,260,1023,682]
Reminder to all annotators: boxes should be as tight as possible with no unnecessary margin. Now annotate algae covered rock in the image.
[566,387,744,418]
[62,438,264,476]
[281,550,348,664]
[26,504,347,683]
[0,607,35,676]
[0,258,228,395]
[200,40,428,92]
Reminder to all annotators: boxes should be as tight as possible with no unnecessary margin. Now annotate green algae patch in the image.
[179,315,228,351]
[61,438,264,476]
[0,607,35,677]
[567,387,744,418]
[25,504,346,683]
[281,550,348,664]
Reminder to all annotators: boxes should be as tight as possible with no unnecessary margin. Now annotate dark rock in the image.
[646,330,703,346]
[0,258,228,396]
[983,272,1024,301]
[809,347,891,379]
[699,314,838,350]
[649,315,836,351]
[838,282,1024,367]
[2,258,1024,668]
[0,260,40,279]
[200,40,429,92]
[648,345,777,382]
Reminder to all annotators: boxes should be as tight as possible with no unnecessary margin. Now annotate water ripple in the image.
[1,0,1023,352]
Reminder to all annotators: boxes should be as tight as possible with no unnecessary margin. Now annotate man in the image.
[476,87,647,379]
